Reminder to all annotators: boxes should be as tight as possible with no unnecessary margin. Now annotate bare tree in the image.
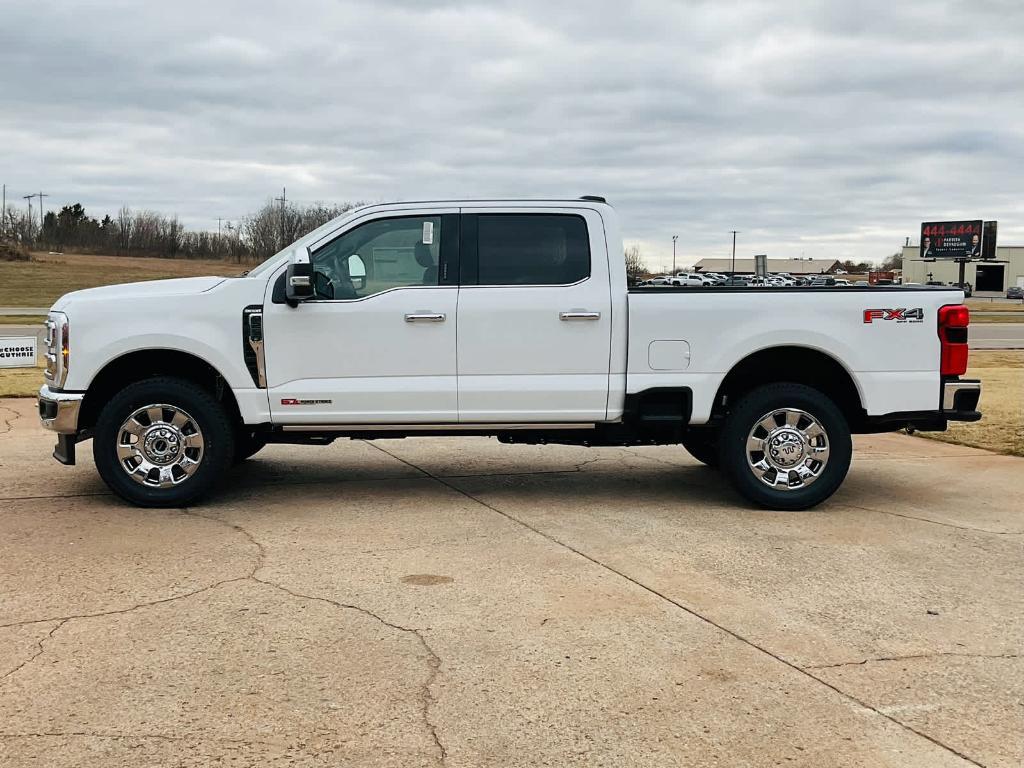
[880,251,903,271]
[116,206,134,255]
[624,244,647,283]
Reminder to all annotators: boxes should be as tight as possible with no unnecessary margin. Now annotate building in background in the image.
[693,257,841,276]
[901,245,1024,293]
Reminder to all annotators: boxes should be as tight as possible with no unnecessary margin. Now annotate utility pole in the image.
[1,184,5,237]
[730,230,739,278]
[23,194,34,236]
[274,187,287,248]
[671,235,678,275]
[216,217,223,237]
[35,192,49,238]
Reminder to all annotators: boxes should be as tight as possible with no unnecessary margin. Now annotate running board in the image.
[280,422,596,432]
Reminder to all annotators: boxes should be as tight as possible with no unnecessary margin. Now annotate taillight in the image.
[938,304,969,376]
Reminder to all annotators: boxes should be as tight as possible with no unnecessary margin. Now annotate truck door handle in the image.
[404,312,446,323]
[559,311,601,321]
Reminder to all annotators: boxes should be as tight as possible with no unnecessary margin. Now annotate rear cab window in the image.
[466,213,591,286]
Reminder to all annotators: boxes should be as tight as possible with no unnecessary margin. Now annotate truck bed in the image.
[625,286,965,423]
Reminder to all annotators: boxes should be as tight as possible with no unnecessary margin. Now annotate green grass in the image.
[0,315,46,325]
[971,314,1024,323]
[0,251,237,308]
[919,350,1023,457]
[0,363,44,398]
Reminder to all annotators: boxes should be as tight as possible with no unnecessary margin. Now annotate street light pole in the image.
[672,234,678,275]
[730,230,739,277]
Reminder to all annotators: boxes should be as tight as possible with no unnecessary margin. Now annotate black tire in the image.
[681,429,719,467]
[718,382,851,511]
[93,377,235,507]
[233,431,267,463]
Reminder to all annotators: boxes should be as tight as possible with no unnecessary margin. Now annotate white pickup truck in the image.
[38,197,981,509]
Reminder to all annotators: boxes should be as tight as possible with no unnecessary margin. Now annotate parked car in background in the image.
[809,277,837,287]
[952,282,973,298]
[672,273,714,287]
[701,272,729,285]
[1007,285,1024,300]
[719,276,750,287]
[854,280,869,287]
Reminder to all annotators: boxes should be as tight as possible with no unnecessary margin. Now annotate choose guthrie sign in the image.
[0,336,37,368]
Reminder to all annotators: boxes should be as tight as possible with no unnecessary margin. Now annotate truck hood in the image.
[52,276,227,312]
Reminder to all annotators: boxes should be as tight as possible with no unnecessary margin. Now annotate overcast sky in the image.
[2,0,1022,270]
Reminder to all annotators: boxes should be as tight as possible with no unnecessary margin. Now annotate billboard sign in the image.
[982,220,997,260]
[920,220,982,260]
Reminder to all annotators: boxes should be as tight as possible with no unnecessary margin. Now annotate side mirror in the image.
[285,248,314,307]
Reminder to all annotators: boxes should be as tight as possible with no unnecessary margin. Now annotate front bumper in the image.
[39,385,85,465]
[38,384,84,434]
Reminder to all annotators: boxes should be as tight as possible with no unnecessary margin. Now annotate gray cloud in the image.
[1,0,1022,270]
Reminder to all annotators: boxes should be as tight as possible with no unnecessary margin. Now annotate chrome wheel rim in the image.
[745,408,830,490]
[116,404,204,488]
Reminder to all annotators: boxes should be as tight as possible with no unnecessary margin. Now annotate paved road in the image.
[0,307,48,316]
[1,397,1020,767]
[971,322,1024,349]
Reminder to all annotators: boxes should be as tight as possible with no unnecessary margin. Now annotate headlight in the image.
[44,312,69,389]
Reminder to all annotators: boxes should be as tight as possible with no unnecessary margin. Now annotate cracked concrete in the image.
[1,397,1022,767]
[803,651,1021,670]
[0,403,20,436]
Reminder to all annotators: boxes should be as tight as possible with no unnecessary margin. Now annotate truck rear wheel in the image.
[93,377,235,507]
[718,383,851,510]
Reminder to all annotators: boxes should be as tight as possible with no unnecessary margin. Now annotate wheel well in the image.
[78,349,242,433]
[713,347,864,426]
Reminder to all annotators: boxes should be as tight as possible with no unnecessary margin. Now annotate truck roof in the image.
[349,196,612,212]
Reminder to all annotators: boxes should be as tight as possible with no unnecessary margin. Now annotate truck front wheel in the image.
[717,383,851,511]
[93,377,235,507]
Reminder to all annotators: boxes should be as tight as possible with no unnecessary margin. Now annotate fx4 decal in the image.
[863,308,924,324]
[280,398,333,405]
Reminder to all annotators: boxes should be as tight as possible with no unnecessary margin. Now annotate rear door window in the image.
[473,214,590,286]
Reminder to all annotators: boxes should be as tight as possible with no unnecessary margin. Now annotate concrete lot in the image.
[1,397,1021,767]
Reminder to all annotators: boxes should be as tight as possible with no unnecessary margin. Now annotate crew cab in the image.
[38,198,982,510]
